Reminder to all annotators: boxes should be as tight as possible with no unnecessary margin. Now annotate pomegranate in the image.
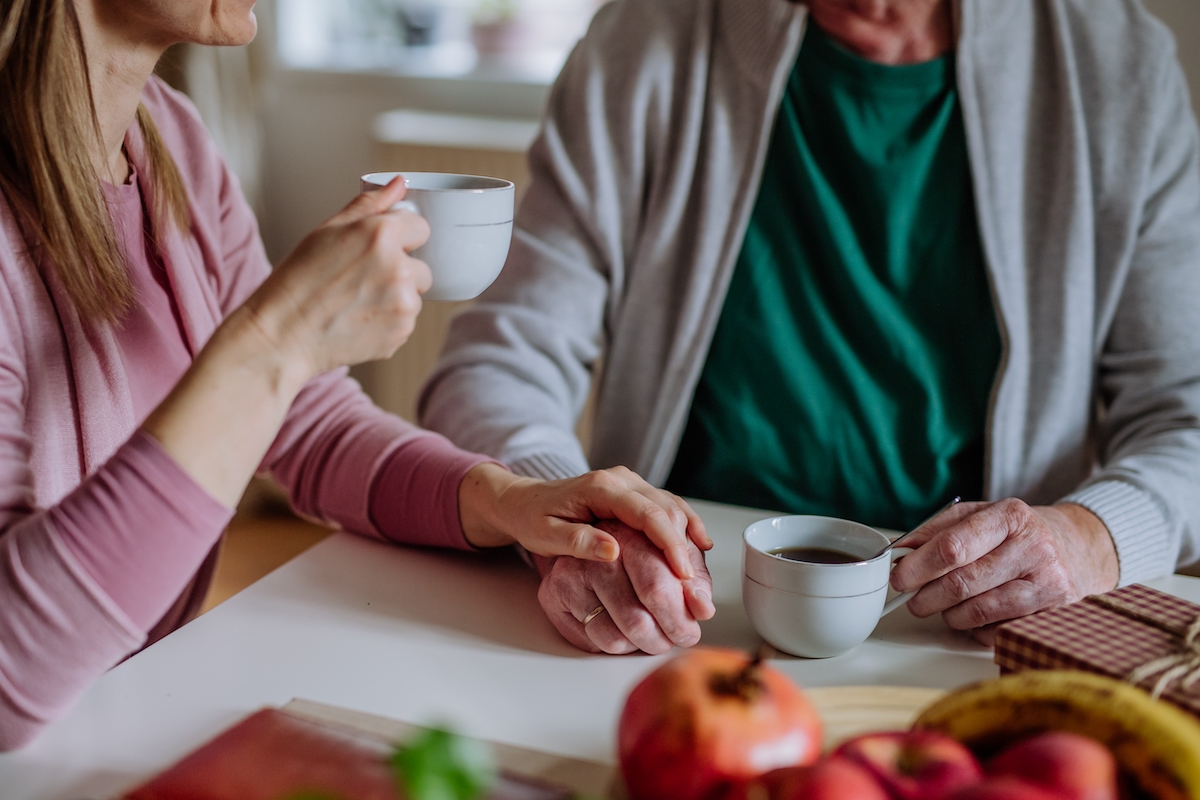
[617,647,822,800]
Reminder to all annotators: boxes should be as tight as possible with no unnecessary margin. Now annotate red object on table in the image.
[123,708,570,800]
[994,584,1200,719]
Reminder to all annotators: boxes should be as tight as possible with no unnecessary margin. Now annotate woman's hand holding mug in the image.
[242,176,433,381]
[142,177,433,508]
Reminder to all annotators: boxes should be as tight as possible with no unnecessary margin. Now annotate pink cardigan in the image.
[0,78,490,749]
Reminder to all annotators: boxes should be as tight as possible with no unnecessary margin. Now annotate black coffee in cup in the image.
[768,546,861,564]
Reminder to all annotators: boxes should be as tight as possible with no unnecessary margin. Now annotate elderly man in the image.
[420,0,1200,654]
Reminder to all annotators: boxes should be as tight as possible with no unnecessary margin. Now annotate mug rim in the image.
[743,514,892,567]
[361,171,515,193]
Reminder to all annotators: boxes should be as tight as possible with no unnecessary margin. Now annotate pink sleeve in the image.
[263,370,496,551]
[0,432,231,750]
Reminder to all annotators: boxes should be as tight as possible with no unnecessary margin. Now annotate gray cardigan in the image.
[420,0,1200,585]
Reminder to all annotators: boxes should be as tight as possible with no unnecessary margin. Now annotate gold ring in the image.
[582,605,606,625]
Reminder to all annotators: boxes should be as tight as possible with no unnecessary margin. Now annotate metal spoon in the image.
[866,496,961,561]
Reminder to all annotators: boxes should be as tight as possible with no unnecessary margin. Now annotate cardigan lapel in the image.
[46,112,225,478]
[40,262,135,478]
[124,118,224,357]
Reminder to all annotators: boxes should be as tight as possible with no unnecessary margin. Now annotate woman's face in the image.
[92,0,258,49]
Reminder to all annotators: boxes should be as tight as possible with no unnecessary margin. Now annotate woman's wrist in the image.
[232,289,322,389]
[458,462,534,549]
[140,306,313,508]
[218,303,316,398]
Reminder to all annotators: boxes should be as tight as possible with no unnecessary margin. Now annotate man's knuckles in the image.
[942,568,976,604]
[933,529,972,570]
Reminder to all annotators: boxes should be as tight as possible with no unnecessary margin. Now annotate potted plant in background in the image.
[469,0,531,58]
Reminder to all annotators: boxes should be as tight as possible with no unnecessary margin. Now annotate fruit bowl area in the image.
[614,648,1200,800]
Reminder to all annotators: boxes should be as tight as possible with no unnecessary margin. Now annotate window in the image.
[276,0,602,80]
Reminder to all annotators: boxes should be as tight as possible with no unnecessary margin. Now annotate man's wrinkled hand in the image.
[890,499,1119,645]
[534,521,715,655]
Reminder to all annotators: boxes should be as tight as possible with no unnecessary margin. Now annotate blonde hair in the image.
[0,0,189,322]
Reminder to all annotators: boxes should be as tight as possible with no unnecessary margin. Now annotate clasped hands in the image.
[461,462,1122,654]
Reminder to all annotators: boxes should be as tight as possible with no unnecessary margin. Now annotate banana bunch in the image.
[913,670,1200,800]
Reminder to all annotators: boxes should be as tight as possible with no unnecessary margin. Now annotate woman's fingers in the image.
[680,499,713,550]
[631,485,712,551]
[532,521,715,655]
[607,492,693,580]
[682,546,716,622]
[525,521,620,562]
[249,175,436,377]
[477,465,710,582]
[573,469,693,580]
[328,175,408,226]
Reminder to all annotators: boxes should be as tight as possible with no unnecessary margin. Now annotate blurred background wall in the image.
[171,0,1200,425]
[168,0,1200,604]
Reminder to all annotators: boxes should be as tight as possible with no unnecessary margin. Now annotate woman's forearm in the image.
[140,178,433,509]
[141,305,311,508]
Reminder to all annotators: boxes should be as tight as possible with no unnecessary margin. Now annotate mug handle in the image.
[881,546,916,617]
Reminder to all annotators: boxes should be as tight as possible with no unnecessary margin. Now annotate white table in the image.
[3,499,1198,800]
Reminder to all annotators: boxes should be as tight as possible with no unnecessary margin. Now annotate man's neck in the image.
[73,0,167,184]
[803,0,953,65]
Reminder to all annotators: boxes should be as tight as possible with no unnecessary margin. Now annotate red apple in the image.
[618,648,822,800]
[725,758,892,800]
[987,732,1118,800]
[834,730,984,800]
[941,776,1068,800]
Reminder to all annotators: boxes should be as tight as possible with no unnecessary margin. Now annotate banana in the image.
[912,670,1200,800]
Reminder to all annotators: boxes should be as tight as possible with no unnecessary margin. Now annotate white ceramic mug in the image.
[360,171,515,302]
[742,515,916,659]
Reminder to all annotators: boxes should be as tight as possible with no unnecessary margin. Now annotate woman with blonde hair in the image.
[0,0,712,748]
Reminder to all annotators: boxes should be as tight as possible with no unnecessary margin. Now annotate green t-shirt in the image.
[666,24,1002,531]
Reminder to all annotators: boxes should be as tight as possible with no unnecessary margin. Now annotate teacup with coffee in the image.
[742,515,915,658]
[360,171,515,302]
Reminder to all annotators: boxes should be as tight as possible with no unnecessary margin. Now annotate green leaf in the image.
[389,727,496,800]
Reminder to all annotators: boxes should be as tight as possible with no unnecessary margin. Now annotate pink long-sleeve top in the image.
[0,78,492,750]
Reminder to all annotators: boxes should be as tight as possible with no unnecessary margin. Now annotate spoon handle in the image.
[871,496,961,560]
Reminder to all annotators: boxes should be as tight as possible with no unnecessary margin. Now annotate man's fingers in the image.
[971,621,1007,647]
[536,565,607,653]
[329,176,407,226]
[549,608,603,654]
[890,506,1010,593]
[596,571,674,655]
[906,536,1029,618]
[582,611,640,655]
[896,500,989,549]
[623,539,702,647]
[938,578,1044,633]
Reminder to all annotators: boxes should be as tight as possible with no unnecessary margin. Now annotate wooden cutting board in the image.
[809,685,945,746]
[283,685,944,798]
